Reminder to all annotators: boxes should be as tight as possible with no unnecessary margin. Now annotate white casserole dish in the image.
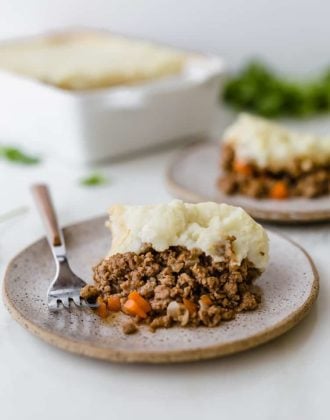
[0,37,225,164]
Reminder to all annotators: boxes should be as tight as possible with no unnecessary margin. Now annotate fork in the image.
[31,184,98,311]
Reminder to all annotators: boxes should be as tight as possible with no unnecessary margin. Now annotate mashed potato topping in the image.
[0,32,185,90]
[223,113,330,171]
[107,200,269,271]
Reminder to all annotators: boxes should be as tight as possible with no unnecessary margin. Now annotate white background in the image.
[1,0,330,75]
[0,2,329,420]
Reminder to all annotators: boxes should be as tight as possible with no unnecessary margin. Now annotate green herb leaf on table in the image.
[223,61,330,118]
[0,145,40,165]
[80,172,109,187]
[0,206,29,223]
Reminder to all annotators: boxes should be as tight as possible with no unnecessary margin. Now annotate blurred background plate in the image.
[167,141,330,223]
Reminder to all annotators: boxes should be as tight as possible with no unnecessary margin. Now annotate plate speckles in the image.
[3,216,319,363]
[166,141,330,223]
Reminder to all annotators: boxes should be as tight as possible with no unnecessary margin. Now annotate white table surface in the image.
[0,144,329,420]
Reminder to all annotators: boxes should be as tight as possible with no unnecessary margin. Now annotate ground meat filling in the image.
[219,144,330,198]
[81,239,261,333]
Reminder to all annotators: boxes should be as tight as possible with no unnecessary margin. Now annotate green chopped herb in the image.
[0,206,29,223]
[0,145,40,165]
[223,61,330,118]
[80,172,109,187]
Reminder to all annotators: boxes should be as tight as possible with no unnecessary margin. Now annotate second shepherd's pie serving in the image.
[81,200,269,334]
[219,114,330,199]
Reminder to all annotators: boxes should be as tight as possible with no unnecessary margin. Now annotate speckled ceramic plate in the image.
[3,216,318,363]
[167,142,330,223]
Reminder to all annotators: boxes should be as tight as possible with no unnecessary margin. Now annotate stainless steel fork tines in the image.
[31,184,97,311]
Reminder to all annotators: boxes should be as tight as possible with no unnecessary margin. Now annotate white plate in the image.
[167,142,330,223]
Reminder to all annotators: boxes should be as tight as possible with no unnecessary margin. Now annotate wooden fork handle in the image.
[31,184,62,246]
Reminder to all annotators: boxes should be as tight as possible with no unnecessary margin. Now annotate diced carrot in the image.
[200,295,213,306]
[97,301,108,318]
[233,160,253,176]
[107,295,121,312]
[123,299,147,319]
[270,181,289,199]
[128,291,151,314]
[183,298,197,315]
